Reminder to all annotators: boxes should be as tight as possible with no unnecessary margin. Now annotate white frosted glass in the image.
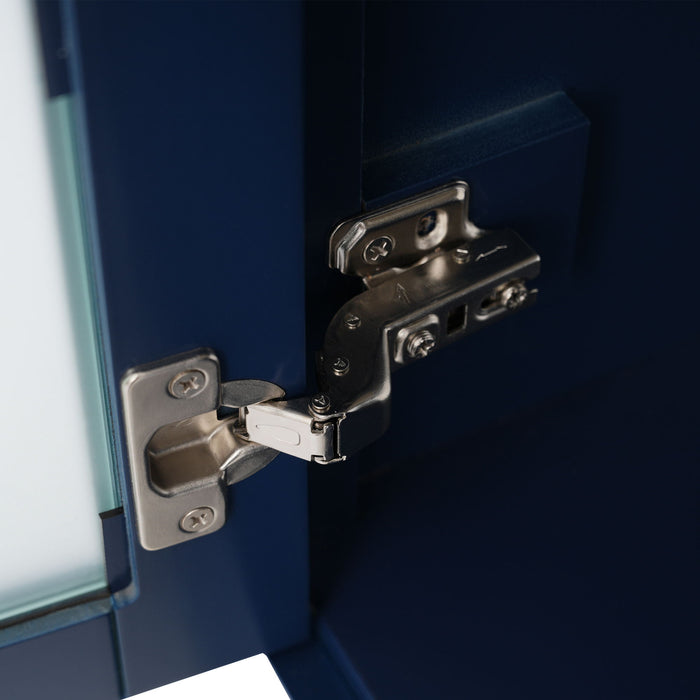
[0,0,113,621]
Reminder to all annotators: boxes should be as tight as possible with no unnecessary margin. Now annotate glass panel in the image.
[0,0,117,623]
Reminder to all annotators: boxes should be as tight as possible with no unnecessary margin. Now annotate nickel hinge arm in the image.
[240,181,539,463]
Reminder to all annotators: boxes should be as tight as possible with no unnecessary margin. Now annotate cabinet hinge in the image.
[122,181,540,549]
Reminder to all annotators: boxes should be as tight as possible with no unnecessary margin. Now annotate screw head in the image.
[310,393,331,414]
[344,313,361,330]
[180,506,216,533]
[500,282,529,310]
[452,247,471,264]
[332,356,350,376]
[405,329,437,359]
[363,236,394,264]
[168,370,207,399]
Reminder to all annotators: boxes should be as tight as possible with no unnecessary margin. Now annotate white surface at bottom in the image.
[125,654,291,700]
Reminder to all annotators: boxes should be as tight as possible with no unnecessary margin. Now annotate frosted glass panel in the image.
[0,0,117,623]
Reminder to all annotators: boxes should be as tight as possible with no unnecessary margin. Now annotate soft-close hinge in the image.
[121,181,540,549]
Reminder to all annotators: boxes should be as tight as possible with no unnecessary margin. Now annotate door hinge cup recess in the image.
[122,181,540,549]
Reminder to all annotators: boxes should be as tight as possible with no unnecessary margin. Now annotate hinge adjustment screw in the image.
[405,329,437,359]
[500,281,528,310]
[310,393,331,414]
[452,247,471,264]
[332,357,350,376]
[344,313,361,330]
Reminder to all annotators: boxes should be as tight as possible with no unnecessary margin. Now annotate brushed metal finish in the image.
[121,349,226,551]
[330,181,478,277]
[121,351,281,550]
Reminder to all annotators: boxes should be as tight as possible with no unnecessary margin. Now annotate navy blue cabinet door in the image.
[3,2,309,698]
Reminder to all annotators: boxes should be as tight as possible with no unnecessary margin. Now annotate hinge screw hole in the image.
[416,210,438,238]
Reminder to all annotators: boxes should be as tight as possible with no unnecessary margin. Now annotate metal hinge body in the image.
[122,182,540,549]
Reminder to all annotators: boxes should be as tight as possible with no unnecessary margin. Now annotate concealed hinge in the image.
[122,181,540,549]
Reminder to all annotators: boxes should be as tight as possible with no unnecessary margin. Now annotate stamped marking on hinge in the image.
[394,283,411,305]
[475,244,508,262]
